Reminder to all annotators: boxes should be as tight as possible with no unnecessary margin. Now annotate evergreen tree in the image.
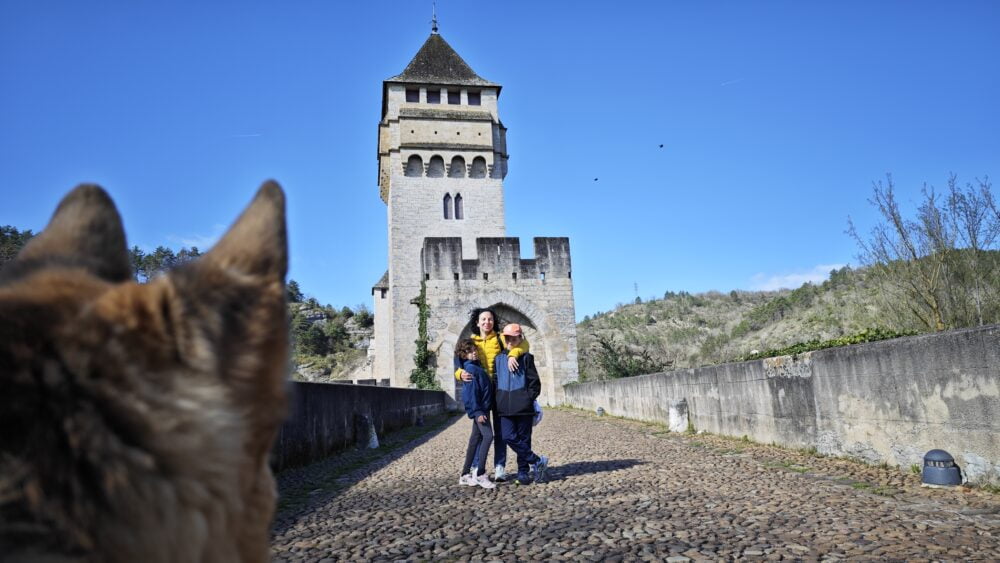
[0,225,34,268]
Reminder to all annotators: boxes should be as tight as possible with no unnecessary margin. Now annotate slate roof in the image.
[372,271,389,291]
[386,34,499,89]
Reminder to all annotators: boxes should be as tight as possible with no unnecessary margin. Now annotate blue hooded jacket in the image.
[460,359,494,419]
[494,351,540,417]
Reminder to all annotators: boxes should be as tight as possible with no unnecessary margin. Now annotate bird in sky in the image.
[593,178,598,181]
[659,144,664,148]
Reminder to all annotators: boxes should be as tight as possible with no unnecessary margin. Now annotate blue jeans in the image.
[500,415,540,476]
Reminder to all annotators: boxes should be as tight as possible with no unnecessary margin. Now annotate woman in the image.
[454,307,528,481]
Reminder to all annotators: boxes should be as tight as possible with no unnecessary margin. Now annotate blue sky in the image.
[2,1,998,320]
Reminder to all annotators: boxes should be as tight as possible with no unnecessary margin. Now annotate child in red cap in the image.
[494,323,549,484]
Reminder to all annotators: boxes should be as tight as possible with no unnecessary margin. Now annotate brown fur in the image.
[0,182,289,562]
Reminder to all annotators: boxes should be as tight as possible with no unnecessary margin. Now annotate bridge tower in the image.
[371,29,578,404]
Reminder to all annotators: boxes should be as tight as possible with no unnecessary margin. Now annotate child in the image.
[456,339,496,489]
[494,324,549,485]
[453,307,531,482]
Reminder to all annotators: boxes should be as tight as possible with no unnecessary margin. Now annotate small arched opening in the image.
[448,156,466,178]
[454,193,464,220]
[404,155,423,177]
[443,194,452,219]
[427,155,445,178]
[470,157,487,179]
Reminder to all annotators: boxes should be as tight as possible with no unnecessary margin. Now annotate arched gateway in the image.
[368,29,578,403]
[440,293,565,406]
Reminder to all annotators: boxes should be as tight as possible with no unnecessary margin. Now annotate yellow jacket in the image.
[454,331,529,381]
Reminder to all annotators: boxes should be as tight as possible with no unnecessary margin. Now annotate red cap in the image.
[502,323,523,337]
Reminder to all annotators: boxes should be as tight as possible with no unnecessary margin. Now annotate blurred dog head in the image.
[0,182,289,562]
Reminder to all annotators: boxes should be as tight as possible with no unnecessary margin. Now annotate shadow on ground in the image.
[272,412,464,533]
[545,459,646,481]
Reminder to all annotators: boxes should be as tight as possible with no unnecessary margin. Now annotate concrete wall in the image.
[565,326,1000,483]
[271,382,447,472]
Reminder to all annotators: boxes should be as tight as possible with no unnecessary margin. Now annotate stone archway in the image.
[433,289,562,406]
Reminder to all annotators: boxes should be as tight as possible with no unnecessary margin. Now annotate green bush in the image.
[593,334,667,379]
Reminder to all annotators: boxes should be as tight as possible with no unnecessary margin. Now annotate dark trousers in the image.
[491,405,507,468]
[462,418,493,476]
[500,415,540,477]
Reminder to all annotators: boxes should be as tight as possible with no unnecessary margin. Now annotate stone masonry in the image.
[370,31,578,402]
[272,409,1000,560]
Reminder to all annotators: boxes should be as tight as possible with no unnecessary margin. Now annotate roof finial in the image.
[431,2,439,34]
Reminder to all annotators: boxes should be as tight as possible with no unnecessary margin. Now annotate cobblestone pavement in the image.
[271,409,1000,561]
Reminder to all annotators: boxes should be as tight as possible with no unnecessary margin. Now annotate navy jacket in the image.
[494,351,540,417]
[460,360,494,419]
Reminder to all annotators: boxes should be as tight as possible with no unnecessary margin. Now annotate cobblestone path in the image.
[271,409,1000,561]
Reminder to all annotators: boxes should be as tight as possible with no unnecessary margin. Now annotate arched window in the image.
[448,156,466,178]
[427,155,445,178]
[470,156,487,179]
[443,194,452,219]
[404,155,423,177]
[454,193,464,220]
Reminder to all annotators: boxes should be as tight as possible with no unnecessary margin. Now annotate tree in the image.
[944,175,998,326]
[129,246,146,281]
[299,324,329,356]
[323,317,350,352]
[0,225,34,268]
[848,173,999,331]
[131,245,201,282]
[592,334,666,380]
[354,304,374,328]
[286,279,304,302]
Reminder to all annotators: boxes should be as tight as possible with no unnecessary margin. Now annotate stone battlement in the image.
[422,237,571,281]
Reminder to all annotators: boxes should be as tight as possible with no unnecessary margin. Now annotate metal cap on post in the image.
[921,449,963,487]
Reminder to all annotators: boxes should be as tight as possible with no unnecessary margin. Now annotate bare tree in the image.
[849,175,949,330]
[849,174,999,332]
[946,175,998,326]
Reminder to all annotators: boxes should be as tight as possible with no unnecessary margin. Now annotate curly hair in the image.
[468,307,500,336]
[455,338,478,359]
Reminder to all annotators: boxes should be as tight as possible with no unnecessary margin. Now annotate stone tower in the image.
[371,31,578,404]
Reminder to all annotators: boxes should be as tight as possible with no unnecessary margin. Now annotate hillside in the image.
[288,296,374,383]
[576,266,899,380]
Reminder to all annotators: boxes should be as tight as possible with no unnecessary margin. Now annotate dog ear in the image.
[16,184,132,282]
[202,180,287,281]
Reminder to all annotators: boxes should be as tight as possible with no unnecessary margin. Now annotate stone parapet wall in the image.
[271,382,447,471]
[564,325,1000,483]
[423,237,571,281]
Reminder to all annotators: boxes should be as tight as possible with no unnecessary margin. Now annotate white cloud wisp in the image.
[749,263,846,291]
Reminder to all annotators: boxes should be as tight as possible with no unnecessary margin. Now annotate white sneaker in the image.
[475,473,496,489]
[494,464,507,482]
[458,473,473,485]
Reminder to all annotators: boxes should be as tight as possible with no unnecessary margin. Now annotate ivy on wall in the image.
[737,327,917,362]
[410,280,440,390]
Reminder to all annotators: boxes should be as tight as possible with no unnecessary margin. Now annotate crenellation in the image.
[534,237,572,277]
[422,237,572,282]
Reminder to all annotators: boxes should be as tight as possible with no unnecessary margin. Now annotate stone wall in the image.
[564,326,1000,483]
[381,172,507,389]
[421,236,578,405]
[271,382,447,472]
